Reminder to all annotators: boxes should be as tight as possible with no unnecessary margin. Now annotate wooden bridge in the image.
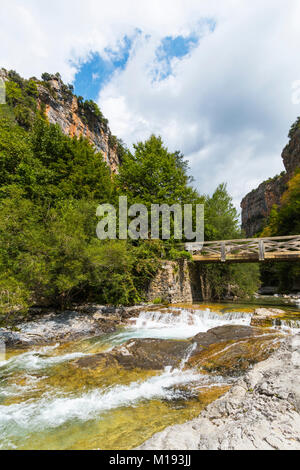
[184,235,300,263]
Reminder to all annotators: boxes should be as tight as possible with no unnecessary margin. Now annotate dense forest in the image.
[0,70,260,323]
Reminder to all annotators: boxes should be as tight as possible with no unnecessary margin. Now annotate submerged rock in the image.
[137,333,300,450]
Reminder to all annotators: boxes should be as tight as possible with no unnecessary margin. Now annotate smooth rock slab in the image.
[137,334,300,450]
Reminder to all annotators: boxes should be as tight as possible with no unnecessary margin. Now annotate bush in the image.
[0,276,31,326]
[41,72,52,82]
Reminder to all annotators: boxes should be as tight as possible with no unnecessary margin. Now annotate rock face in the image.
[147,260,201,303]
[0,69,120,172]
[241,174,288,237]
[37,77,120,172]
[282,127,300,177]
[137,333,300,450]
[241,122,300,237]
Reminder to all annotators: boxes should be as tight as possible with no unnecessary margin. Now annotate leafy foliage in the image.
[260,169,300,292]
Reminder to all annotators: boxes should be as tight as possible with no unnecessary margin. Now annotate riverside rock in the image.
[75,324,281,373]
[0,305,160,348]
[137,333,300,450]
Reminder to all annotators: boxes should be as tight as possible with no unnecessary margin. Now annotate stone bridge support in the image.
[147,260,201,304]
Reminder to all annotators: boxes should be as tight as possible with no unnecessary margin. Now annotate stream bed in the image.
[0,303,299,450]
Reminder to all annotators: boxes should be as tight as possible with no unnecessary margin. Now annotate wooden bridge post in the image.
[221,242,226,262]
[259,240,265,261]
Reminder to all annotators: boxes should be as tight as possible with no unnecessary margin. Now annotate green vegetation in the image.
[198,183,260,300]
[0,70,261,323]
[260,169,300,292]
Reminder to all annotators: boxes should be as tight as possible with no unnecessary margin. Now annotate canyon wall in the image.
[241,124,300,237]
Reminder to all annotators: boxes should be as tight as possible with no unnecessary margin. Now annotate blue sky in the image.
[73,36,134,101]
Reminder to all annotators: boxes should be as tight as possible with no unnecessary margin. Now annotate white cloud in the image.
[1,0,300,210]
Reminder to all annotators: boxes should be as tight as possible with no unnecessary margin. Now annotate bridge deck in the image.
[185,235,300,263]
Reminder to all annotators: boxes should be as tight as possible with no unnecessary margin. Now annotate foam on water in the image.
[116,308,252,341]
[0,366,206,440]
[0,344,89,372]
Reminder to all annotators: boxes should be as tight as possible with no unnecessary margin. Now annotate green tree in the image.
[198,184,260,300]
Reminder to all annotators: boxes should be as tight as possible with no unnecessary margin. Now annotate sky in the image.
[1,0,300,210]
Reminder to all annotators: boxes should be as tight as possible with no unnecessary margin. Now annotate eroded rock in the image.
[137,334,300,450]
[75,325,281,374]
[76,338,191,370]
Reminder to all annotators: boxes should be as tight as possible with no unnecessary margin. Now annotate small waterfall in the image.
[273,318,300,332]
[126,308,252,340]
[179,342,197,370]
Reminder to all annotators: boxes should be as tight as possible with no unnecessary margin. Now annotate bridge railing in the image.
[184,235,300,262]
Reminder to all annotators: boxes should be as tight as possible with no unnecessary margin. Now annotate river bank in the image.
[138,332,300,450]
[0,305,147,348]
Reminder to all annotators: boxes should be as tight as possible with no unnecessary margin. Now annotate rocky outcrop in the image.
[75,324,281,374]
[37,77,120,172]
[241,120,300,237]
[137,333,300,450]
[76,338,191,371]
[282,127,300,177]
[147,260,201,303]
[0,69,120,172]
[241,173,288,237]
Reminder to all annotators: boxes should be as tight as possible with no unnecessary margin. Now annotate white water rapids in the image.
[0,306,256,449]
[109,308,252,344]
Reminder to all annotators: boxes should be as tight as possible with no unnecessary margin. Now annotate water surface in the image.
[0,304,299,450]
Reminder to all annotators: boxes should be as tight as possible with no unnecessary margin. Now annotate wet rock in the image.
[251,308,285,327]
[189,332,281,376]
[192,325,264,348]
[137,334,300,450]
[0,311,119,348]
[75,325,279,374]
[76,338,191,371]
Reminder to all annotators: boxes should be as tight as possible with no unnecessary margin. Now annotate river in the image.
[0,302,299,450]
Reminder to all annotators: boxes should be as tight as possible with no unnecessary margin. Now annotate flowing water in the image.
[0,304,299,450]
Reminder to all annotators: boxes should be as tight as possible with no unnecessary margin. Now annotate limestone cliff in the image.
[241,173,288,237]
[0,69,121,172]
[241,120,300,237]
